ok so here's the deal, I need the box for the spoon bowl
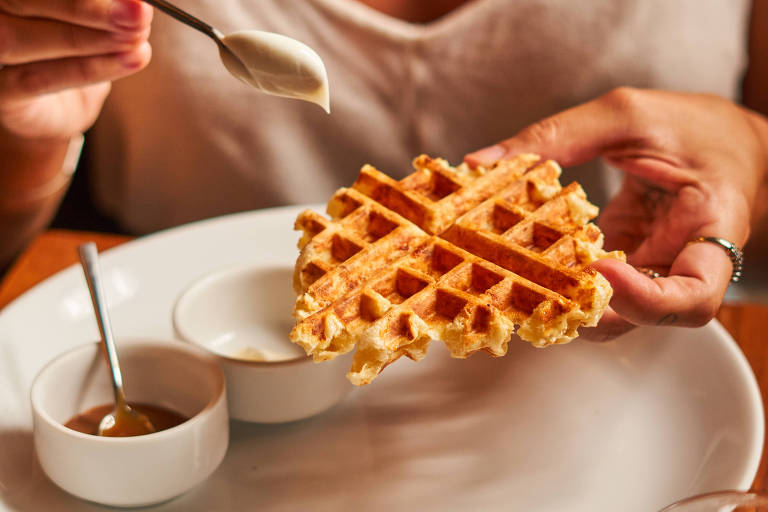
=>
[140,0,329,111]
[96,398,155,437]
[78,242,156,437]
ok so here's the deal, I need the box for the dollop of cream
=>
[219,30,330,113]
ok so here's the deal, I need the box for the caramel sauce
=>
[64,403,188,436]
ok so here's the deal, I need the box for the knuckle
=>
[517,116,561,148]
[598,86,661,139]
[600,86,646,113]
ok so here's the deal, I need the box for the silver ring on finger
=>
[686,236,743,283]
[636,267,662,279]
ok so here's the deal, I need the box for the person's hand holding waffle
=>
[467,88,768,342]
[290,87,767,385]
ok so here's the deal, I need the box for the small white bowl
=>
[172,264,351,423]
[30,339,228,508]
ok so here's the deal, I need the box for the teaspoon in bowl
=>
[78,242,156,437]
[139,0,330,112]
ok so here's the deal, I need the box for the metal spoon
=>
[140,0,227,52]
[78,243,155,437]
[139,0,330,112]
[139,0,252,89]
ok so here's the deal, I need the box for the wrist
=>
[0,133,84,206]
[0,133,84,269]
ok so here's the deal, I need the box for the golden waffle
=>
[290,154,624,385]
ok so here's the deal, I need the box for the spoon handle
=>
[140,0,224,43]
[78,243,126,406]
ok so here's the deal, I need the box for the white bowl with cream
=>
[172,263,351,423]
[30,338,228,508]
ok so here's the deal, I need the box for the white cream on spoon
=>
[218,30,330,113]
[140,0,330,112]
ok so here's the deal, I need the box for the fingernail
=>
[466,144,505,167]
[110,0,142,29]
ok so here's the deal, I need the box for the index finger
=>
[464,88,636,169]
[0,0,152,31]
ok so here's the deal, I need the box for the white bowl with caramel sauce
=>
[172,263,351,423]
[30,338,228,508]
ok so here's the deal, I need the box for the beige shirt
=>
[90,0,751,234]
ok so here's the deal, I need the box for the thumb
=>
[589,241,731,328]
[465,88,635,168]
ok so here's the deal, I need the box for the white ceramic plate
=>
[0,206,763,512]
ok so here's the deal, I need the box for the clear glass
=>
[659,491,768,511]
